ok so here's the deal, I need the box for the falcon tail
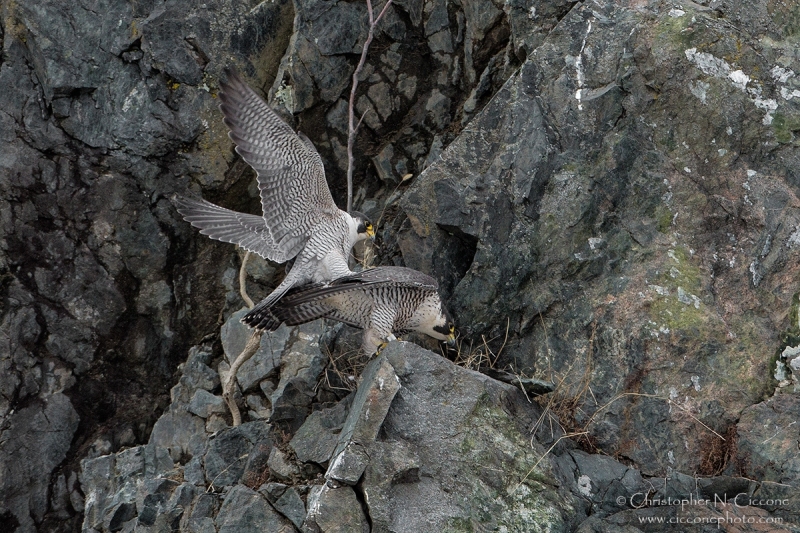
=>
[240,275,312,330]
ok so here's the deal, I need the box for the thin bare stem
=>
[224,331,263,427]
[587,392,725,440]
[224,249,259,426]
[511,431,589,495]
[239,251,254,308]
[346,0,394,213]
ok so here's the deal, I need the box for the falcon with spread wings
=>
[175,70,374,316]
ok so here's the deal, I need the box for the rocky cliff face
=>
[1,0,799,532]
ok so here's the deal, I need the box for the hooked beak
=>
[367,227,376,242]
[447,332,456,346]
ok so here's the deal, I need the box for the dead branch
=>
[224,249,263,426]
[346,0,394,213]
[223,331,262,427]
[239,251,254,308]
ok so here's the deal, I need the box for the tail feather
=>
[241,280,293,330]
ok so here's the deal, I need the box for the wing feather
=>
[271,291,370,329]
[173,196,290,262]
[278,267,438,306]
[219,69,340,259]
[241,267,440,331]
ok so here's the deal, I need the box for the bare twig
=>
[239,251,254,308]
[224,331,263,427]
[224,248,262,426]
[586,392,726,441]
[346,0,394,213]
[205,453,250,493]
[511,431,589,495]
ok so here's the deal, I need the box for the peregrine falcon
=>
[175,69,374,315]
[241,266,456,356]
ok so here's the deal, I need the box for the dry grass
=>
[317,341,371,394]
[223,249,261,427]
[533,321,600,453]
[450,318,510,371]
[698,424,737,476]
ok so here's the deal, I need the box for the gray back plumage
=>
[242,267,440,331]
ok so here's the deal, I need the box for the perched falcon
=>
[241,266,456,356]
[175,69,374,315]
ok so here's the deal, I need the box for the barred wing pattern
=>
[173,196,285,261]
[241,267,439,331]
[219,70,340,260]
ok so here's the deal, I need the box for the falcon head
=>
[428,305,457,346]
[351,211,376,242]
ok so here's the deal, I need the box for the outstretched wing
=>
[219,70,340,260]
[173,196,285,262]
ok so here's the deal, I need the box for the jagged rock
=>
[261,484,306,530]
[359,440,421,528]
[424,0,449,36]
[136,479,195,530]
[184,493,220,533]
[0,393,80,529]
[361,342,577,531]
[399,0,800,480]
[367,82,393,121]
[7,0,800,529]
[373,143,396,184]
[1,0,294,526]
[215,485,296,533]
[188,389,227,418]
[246,394,272,419]
[380,47,403,71]
[428,29,454,54]
[326,356,401,485]
[50,473,71,520]
[240,438,274,489]
[270,322,327,432]
[260,482,289,500]
[205,414,230,434]
[204,422,272,488]
[290,399,351,465]
[303,484,369,533]
[181,346,221,392]
[149,410,208,463]
[267,448,300,483]
[355,94,382,131]
[736,394,800,486]
[424,89,452,129]
[184,456,206,486]
[80,444,176,532]
[553,450,648,520]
